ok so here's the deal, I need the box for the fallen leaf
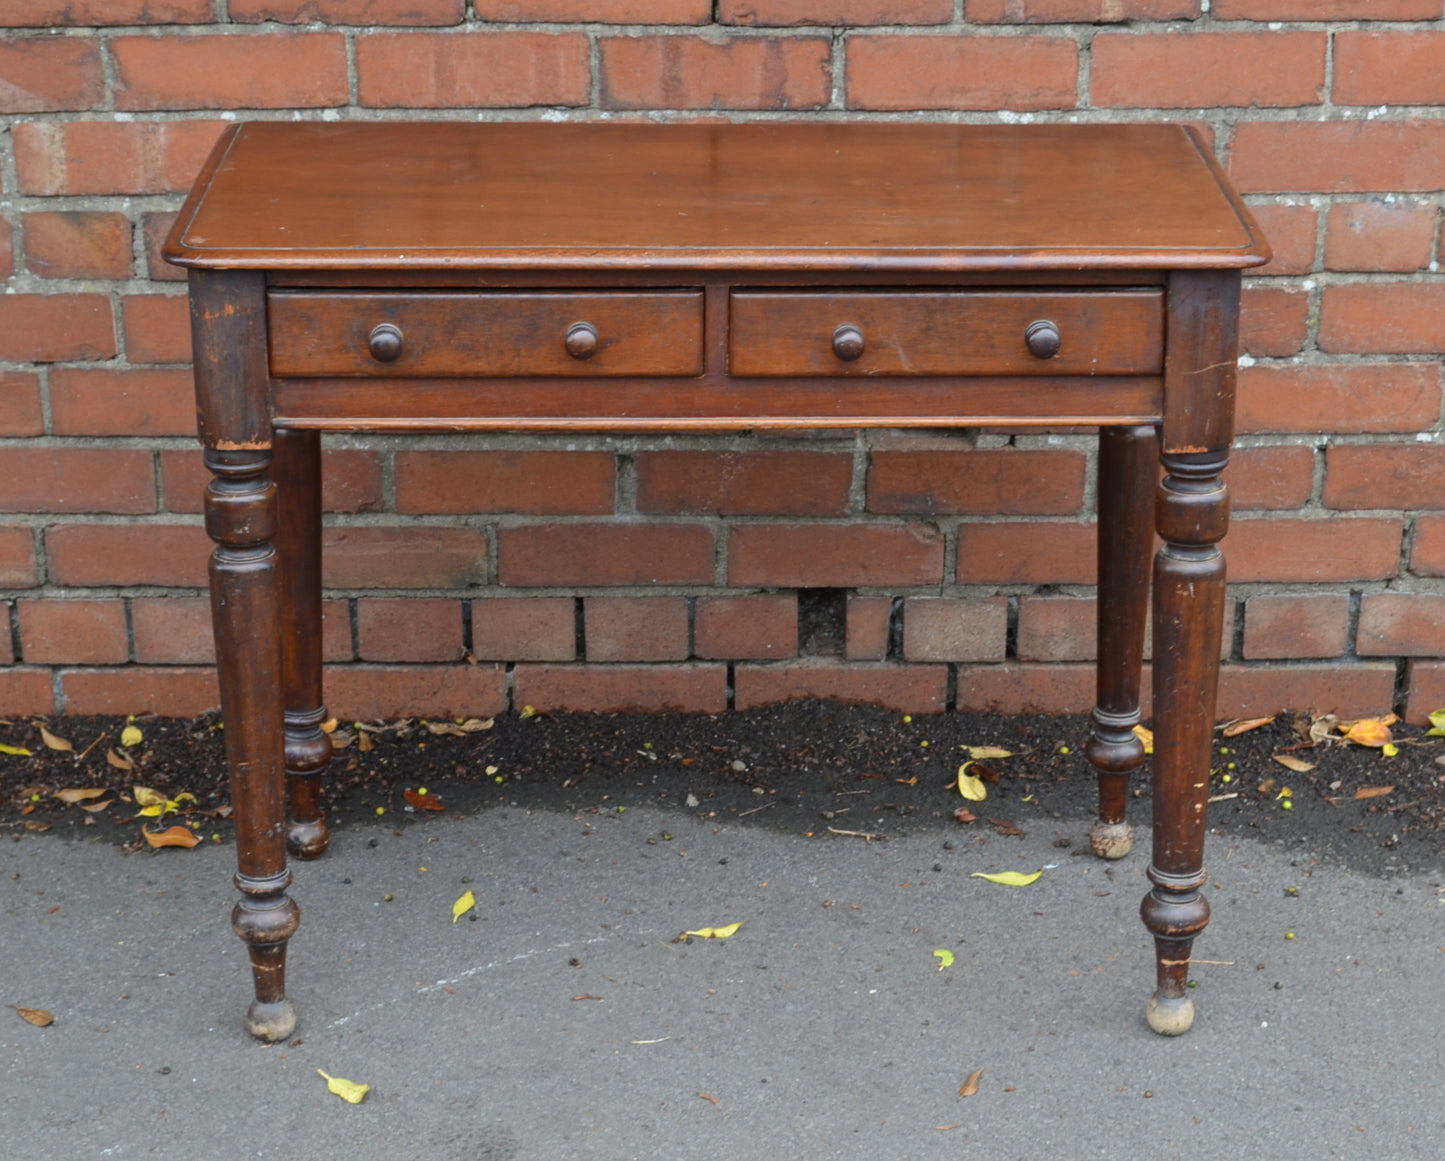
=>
[1354,785,1395,800]
[132,786,166,808]
[933,949,955,971]
[317,1070,369,1104]
[682,922,742,941]
[404,788,444,811]
[1222,716,1275,737]
[988,817,1026,838]
[519,705,538,719]
[120,725,143,748]
[12,1006,53,1027]
[54,788,107,804]
[1257,778,1277,795]
[956,764,987,802]
[959,1068,983,1098]
[0,742,32,757]
[452,890,476,923]
[971,870,1043,887]
[962,746,1011,760]
[1382,742,1399,758]
[1133,724,1153,754]
[953,807,978,824]
[1309,714,1340,745]
[423,720,466,736]
[459,718,495,732]
[39,727,73,752]
[106,748,134,772]
[1343,718,1394,748]
[1426,708,1445,737]
[357,733,374,753]
[80,800,113,814]
[328,730,355,750]
[22,820,50,832]
[320,718,339,734]
[1273,754,1316,774]
[142,825,202,849]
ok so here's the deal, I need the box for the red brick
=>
[48,524,211,588]
[957,522,1095,584]
[695,594,798,660]
[1324,445,1445,511]
[357,598,464,662]
[957,661,1096,714]
[123,294,192,364]
[0,449,154,515]
[130,594,349,663]
[637,451,851,517]
[0,36,103,112]
[324,663,507,719]
[0,373,44,438]
[478,0,708,17]
[1214,663,1395,721]
[14,120,225,196]
[1320,284,1445,355]
[0,218,10,280]
[395,451,614,515]
[1229,445,1314,510]
[515,663,727,713]
[734,661,946,712]
[3,1,216,25]
[1229,120,1445,196]
[0,669,54,716]
[51,368,195,437]
[729,523,942,587]
[159,449,383,514]
[500,524,714,586]
[1244,204,1317,277]
[1324,202,1437,274]
[1411,517,1445,577]
[1092,32,1324,109]
[0,607,11,667]
[845,594,891,661]
[969,0,1198,18]
[113,33,347,110]
[141,211,186,283]
[584,596,689,662]
[1227,517,1402,583]
[1402,660,1445,724]
[1015,596,1234,662]
[1215,0,1438,15]
[1238,363,1441,436]
[323,527,487,589]
[472,597,576,662]
[868,449,1085,516]
[1356,593,1445,658]
[1242,594,1349,661]
[63,667,221,717]
[358,32,589,108]
[846,35,1076,111]
[720,0,951,23]
[0,294,114,362]
[0,527,39,588]
[601,34,831,110]
[233,0,464,22]
[18,599,128,665]
[1335,31,1445,107]
[901,597,1007,662]
[1240,286,1307,358]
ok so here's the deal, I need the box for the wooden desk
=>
[166,121,1268,1042]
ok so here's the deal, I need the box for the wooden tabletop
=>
[165,121,1268,273]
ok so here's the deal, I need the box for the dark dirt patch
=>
[2,704,1441,878]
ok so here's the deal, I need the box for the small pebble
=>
[731,760,747,773]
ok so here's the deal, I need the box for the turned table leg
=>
[275,428,332,860]
[1086,424,1157,860]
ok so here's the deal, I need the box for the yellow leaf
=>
[320,718,338,734]
[970,870,1043,887]
[12,1006,53,1027]
[519,705,538,719]
[132,786,166,807]
[142,825,202,849]
[962,746,1011,760]
[1133,724,1153,754]
[1343,716,1396,747]
[1427,708,1445,737]
[958,1068,983,1098]
[39,727,72,752]
[956,764,987,802]
[1382,742,1399,758]
[1275,787,1292,800]
[54,788,107,804]
[120,725,143,748]
[933,949,955,971]
[452,890,476,923]
[106,748,134,771]
[317,1070,370,1104]
[0,742,32,756]
[1222,716,1275,737]
[1273,754,1315,773]
[138,804,165,817]
[174,793,197,805]
[683,922,742,940]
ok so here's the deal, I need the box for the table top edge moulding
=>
[166,119,1268,1047]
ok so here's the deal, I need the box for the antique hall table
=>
[165,121,1268,1042]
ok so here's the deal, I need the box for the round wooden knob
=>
[368,323,403,363]
[565,322,600,360]
[832,324,865,362]
[1025,319,1061,359]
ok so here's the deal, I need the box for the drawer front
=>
[268,290,704,378]
[729,289,1163,377]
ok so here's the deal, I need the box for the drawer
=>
[267,290,704,378]
[728,289,1163,377]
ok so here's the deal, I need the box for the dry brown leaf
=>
[404,788,444,811]
[358,732,374,753]
[1273,754,1316,774]
[1354,785,1395,800]
[142,825,202,849]
[329,730,355,751]
[106,748,134,772]
[953,808,978,824]
[1223,716,1275,737]
[423,721,466,737]
[959,1068,983,1098]
[39,726,73,752]
[54,788,108,804]
[196,804,233,819]
[22,819,50,832]
[12,1006,53,1027]
[1309,715,1340,746]
[80,800,113,814]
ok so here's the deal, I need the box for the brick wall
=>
[2,2,1443,722]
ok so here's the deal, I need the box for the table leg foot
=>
[1089,819,1133,860]
[1146,992,1194,1037]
